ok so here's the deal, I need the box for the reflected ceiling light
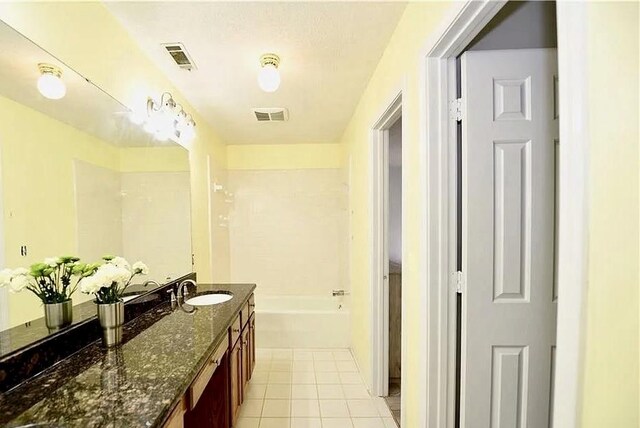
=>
[258,53,281,93]
[138,92,196,143]
[37,63,66,100]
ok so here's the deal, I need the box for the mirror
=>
[0,20,193,352]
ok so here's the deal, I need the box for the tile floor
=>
[236,348,398,428]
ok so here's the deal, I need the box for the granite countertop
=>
[0,283,256,428]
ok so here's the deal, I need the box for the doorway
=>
[369,93,401,413]
[386,117,402,424]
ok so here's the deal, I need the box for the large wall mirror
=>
[0,20,193,348]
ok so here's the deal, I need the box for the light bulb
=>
[37,70,66,100]
[258,63,281,93]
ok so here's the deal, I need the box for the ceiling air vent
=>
[252,108,289,122]
[162,43,196,71]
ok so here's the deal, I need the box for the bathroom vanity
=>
[0,283,256,428]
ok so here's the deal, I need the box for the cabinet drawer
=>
[230,315,242,347]
[188,337,228,409]
[163,396,187,428]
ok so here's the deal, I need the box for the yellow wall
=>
[227,144,342,170]
[581,2,639,426]
[0,2,229,284]
[338,3,457,425]
[119,146,189,173]
[0,94,192,327]
[0,94,122,326]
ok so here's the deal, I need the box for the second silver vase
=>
[97,301,124,347]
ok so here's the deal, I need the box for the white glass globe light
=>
[258,63,280,93]
[37,68,66,100]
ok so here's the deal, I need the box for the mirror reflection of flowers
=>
[79,256,149,304]
[0,256,92,304]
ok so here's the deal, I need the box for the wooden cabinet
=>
[229,333,243,427]
[241,326,250,392]
[184,348,229,428]
[248,314,256,377]
[164,397,187,428]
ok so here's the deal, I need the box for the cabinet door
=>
[241,327,250,393]
[229,340,243,427]
[249,314,256,376]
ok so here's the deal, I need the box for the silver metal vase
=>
[97,301,125,347]
[44,300,73,330]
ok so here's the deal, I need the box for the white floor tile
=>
[382,417,398,428]
[292,384,318,399]
[341,384,370,399]
[259,417,291,428]
[269,372,293,384]
[313,351,334,361]
[372,398,393,417]
[251,372,270,384]
[293,350,314,361]
[319,400,350,418]
[333,351,354,361]
[315,372,341,384]
[291,400,321,417]
[271,361,293,372]
[351,418,385,428]
[314,361,338,372]
[317,384,344,399]
[236,417,261,428]
[291,418,322,428]
[339,372,363,385]
[245,383,267,399]
[239,399,264,418]
[336,361,358,372]
[256,349,273,360]
[347,400,380,418]
[262,400,291,418]
[265,384,292,399]
[322,418,354,428]
[292,371,316,384]
[272,349,294,360]
[292,361,315,372]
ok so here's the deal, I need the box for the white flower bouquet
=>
[0,256,93,304]
[79,256,148,304]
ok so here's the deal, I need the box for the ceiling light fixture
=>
[132,92,196,143]
[37,63,66,100]
[258,53,281,93]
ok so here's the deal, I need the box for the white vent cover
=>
[162,43,197,71]
[252,108,289,122]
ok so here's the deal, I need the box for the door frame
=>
[370,92,402,398]
[420,1,590,427]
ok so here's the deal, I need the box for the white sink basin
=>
[186,293,233,306]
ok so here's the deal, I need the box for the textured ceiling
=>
[105,2,407,145]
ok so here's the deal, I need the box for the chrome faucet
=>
[177,279,196,300]
[142,280,160,289]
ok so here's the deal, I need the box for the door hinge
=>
[452,271,464,294]
[449,98,463,122]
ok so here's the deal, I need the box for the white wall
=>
[74,160,123,261]
[467,1,557,51]
[121,172,192,282]
[75,162,192,283]
[389,119,402,265]
[228,169,348,298]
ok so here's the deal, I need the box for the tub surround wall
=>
[0,282,255,427]
[228,168,348,298]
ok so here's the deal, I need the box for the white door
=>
[460,48,558,427]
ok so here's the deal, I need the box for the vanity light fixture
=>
[134,92,196,143]
[37,63,66,100]
[258,53,281,93]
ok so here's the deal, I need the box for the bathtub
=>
[255,295,351,349]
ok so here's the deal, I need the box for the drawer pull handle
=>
[249,303,255,308]
[232,328,240,333]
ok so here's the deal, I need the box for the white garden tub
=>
[255,295,351,349]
